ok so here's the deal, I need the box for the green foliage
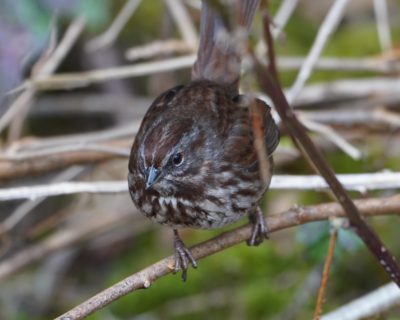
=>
[76,0,112,30]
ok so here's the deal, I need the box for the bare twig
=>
[257,64,400,286]
[7,122,141,153]
[321,282,400,320]
[299,107,400,127]
[276,56,400,73]
[0,17,85,134]
[0,139,131,181]
[299,116,362,160]
[27,59,400,94]
[1,142,130,161]
[164,0,198,48]
[271,0,299,38]
[6,20,57,143]
[125,39,195,61]
[255,0,300,57]
[30,55,196,90]
[0,209,141,281]
[86,0,142,52]
[257,8,400,286]
[286,0,350,104]
[55,194,400,319]
[313,227,338,320]
[292,77,400,106]
[1,172,400,201]
[0,166,85,237]
[373,0,392,52]
[373,108,400,127]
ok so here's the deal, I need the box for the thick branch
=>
[56,194,400,319]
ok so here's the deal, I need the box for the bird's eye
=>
[172,152,184,166]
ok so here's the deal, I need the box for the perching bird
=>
[128,0,279,281]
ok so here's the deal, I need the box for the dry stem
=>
[313,228,338,319]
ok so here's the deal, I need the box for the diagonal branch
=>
[256,7,400,286]
[55,194,400,319]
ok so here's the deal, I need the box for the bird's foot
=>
[247,207,269,246]
[173,230,197,281]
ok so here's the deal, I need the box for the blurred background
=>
[0,0,400,319]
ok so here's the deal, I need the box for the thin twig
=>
[0,166,85,237]
[1,142,130,161]
[373,0,392,52]
[255,0,300,57]
[321,282,400,320]
[0,17,86,134]
[55,194,400,319]
[257,8,400,286]
[313,227,338,320]
[0,139,130,181]
[276,56,400,73]
[0,137,132,181]
[261,6,279,84]
[86,0,142,52]
[260,3,363,170]
[7,122,140,153]
[299,107,400,127]
[30,55,196,91]
[125,39,195,61]
[2,172,400,201]
[28,59,400,93]
[292,77,400,106]
[0,209,141,281]
[299,116,362,160]
[164,0,198,48]
[286,0,350,104]
[6,20,58,143]
[271,0,299,38]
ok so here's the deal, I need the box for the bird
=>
[128,0,279,281]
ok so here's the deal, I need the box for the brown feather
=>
[191,0,260,91]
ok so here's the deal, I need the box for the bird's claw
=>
[247,207,269,246]
[173,230,197,281]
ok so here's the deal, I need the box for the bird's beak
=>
[146,166,160,189]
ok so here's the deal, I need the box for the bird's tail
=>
[191,0,260,92]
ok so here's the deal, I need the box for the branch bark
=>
[0,139,130,181]
[55,194,400,319]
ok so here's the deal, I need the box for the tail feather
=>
[191,0,260,91]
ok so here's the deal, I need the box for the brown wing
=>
[223,98,279,169]
[260,101,280,156]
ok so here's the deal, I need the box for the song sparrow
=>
[128,0,279,281]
